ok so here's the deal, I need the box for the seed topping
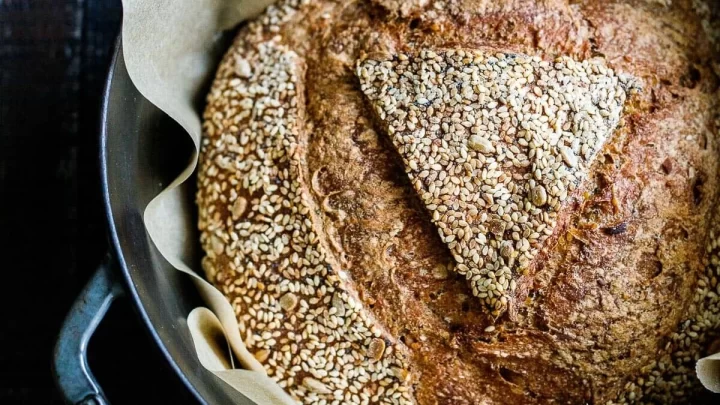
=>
[357,49,638,315]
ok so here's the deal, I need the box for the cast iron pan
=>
[51,40,253,405]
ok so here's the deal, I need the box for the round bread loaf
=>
[197,0,720,403]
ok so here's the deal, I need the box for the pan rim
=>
[99,38,208,405]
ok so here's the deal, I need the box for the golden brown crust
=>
[198,0,720,403]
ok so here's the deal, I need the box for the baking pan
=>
[52,41,251,405]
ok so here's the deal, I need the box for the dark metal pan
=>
[52,40,251,405]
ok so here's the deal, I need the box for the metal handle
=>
[53,255,124,405]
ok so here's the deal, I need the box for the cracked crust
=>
[197,0,720,403]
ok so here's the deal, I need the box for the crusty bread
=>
[197,0,720,403]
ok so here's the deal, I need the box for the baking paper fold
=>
[187,308,293,403]
[121,0,294,403]
[698,352,720,393]
[120,0,720,401]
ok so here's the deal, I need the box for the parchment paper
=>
[698,353,720,393]
[120,0,293,403]
[119,0,720,401]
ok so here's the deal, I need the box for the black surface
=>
[0,1,195,403]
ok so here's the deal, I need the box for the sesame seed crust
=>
[198,2,413,404]
[197,0,720,404]
[357,49,638,316]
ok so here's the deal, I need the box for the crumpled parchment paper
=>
[121,0,293,403]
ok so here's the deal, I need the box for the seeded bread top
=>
[357,49,640,317]
[197,0,720,403]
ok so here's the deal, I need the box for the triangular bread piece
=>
[357,49,637,316]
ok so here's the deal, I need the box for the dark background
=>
[0,1,194,403]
